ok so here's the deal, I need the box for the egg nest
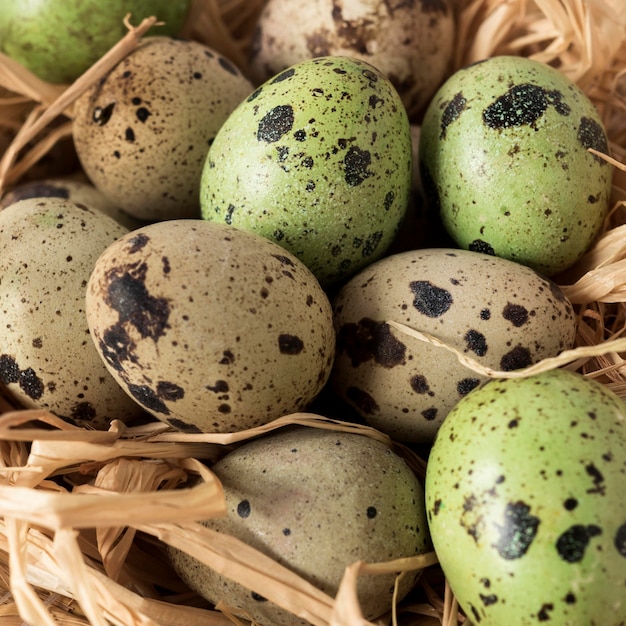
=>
[1,1,626,625]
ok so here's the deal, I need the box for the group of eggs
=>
[0,1,625,625]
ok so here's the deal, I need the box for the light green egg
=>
[425,369,626,625]
[200,55,412,288]
[419,55,613,276]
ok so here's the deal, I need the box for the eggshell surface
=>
[419,55,612,276]
[85,220,335,433]
[72,37,254,221]
[200,55,412,287]
[425,369,626,625]
[249,0,455,118]
[169,426,432,625]
[330,248,577,442]
[0,197,145,428]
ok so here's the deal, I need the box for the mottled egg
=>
[72,37,254,221]
[0,177,143,230]
[419,55,613,276]
[85,220,335,433]
[330,248,577,442]
[425,369,626,625]
[169,425,432,625]
[248,0,456,119]
[0,197,146,428]
[200,55,412,287]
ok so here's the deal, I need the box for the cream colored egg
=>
[249,0,456,119]
[0,197,146,428]
[0,177,143,230]
[330,248,578,443]
[169,426,432,625]
[85,220,335,433]
[72,37,254,221]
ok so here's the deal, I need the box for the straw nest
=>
[1,1,626,625]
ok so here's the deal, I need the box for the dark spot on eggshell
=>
[465,330,488,357]
[125,127,135,142]
[577,116,609,163]
[480,593,498,606]
[337,318,406,368]
[537,603,554,621]
[362,231,383,257]
[98,323,134,371]
[237,499,251,518]
[440,92,467,139]
[482,84,570,130]
[493,500,540,559]
[500,346,532,371]
[366,506,377,519]
[136,107,151,123]
[104,263,170,342]
[585,462,605,495]
[410,374,432,395]
[556,524,602,563]
[271,254,296,267]
[220,350,235,365]
[19,368,44,400]
[384,191,395,210]
[92,102,115,126]
[344,146,373,186]
[278,334,304,354]
[225,204,235,225]
[71,401,96,423]
[251,591,267,602]
[271,68,295,83]
[457,378,480,395]
[410,281,453,317]
[346,386,379,414]
[502,303,529,327]
[127,384,170,414]
[422,407,438,421]
[218,56,239,76]
[469,240,495,255]
[257,105,294,143]
[480,308,491,320]
[0,354,20,384]
[167,417,202,433]
[614,522,626,557]
[247,87,262,102]
[157,381,185,401]
[126,233,150,253]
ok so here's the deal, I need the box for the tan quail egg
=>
[0,177,144,230]
[419,55,613,276]
[426,369,626,625]
[200,55,412,288]
[168,425,432,625]
[248,0,456,120]
[85,220,335,433]
[330,248,577,443]
[72,37,254,221]
[0,197,146,428]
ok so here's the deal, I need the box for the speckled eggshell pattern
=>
[0,178,143,230]
[419,55,612,276]
[425,369,626,625]
[168,426,432,625]
[85,220,335,433]
[248,0,455,118]
[330,248,577,443]
[72,37,254,221]
[200,55,412,288]
[0,197,145,428]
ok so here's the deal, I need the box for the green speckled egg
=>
[200,55,412,287]
[419,55,612,276]
[425,369,626,625]
[169,425,432,625]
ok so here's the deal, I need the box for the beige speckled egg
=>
[330,248,578,443]
[249,0,456,119]
[0,177,143,230]
[72,37,254,221]
[168,425,432,625]
[0,197,146,428]
[85,220,335,433]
